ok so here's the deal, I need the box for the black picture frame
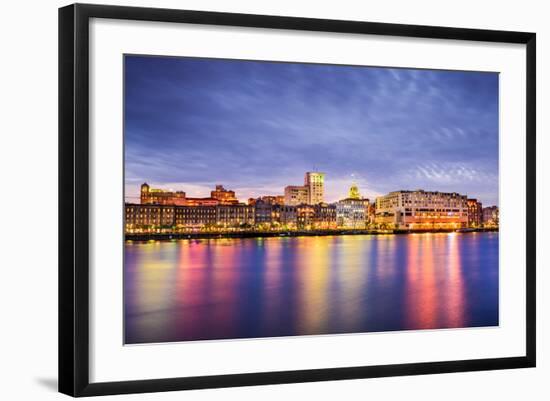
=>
[59,3,536,397]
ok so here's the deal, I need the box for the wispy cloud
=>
[124,56,499,205]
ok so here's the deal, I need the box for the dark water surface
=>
[124,232,499,344]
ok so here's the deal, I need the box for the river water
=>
[124,232,498,344]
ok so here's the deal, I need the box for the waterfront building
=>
[467,198,483,227]
[175,206,217,229]
[482,205,499,227]
[272,204,298,228]
[211,185,239,205]
[296,204,315,229]
[284,185,309,206]
[215,204,255,228]
[305,172,325,205]
[125,203,253,232]
[375,190,468,229]
[335,184,369,228]
[125,204,176,232]
[336,198,369,228]
[367,202,376,224]
[311,203,337,229]
[254,199,274,225]
[296,204,336,229]
[131,183,483,233]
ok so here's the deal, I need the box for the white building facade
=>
[375,190,468,229]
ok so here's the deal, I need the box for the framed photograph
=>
[59,3,536,397]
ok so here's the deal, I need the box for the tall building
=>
[284,171,325,205]
[375,190,468,229]
[467,198,483,227]
[284,185,309,206]
[305,172,325,205]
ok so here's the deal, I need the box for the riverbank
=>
[125,227,498,241]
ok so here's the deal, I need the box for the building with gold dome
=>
[335,184,370,228]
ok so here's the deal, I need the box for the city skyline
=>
[125,56,499,205]
[129,176,496,207]
[127,177,497,235]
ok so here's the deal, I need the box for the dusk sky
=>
[124,55,499,205]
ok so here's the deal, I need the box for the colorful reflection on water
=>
[124,233,498,344]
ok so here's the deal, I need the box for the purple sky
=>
[124,55,499,206]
